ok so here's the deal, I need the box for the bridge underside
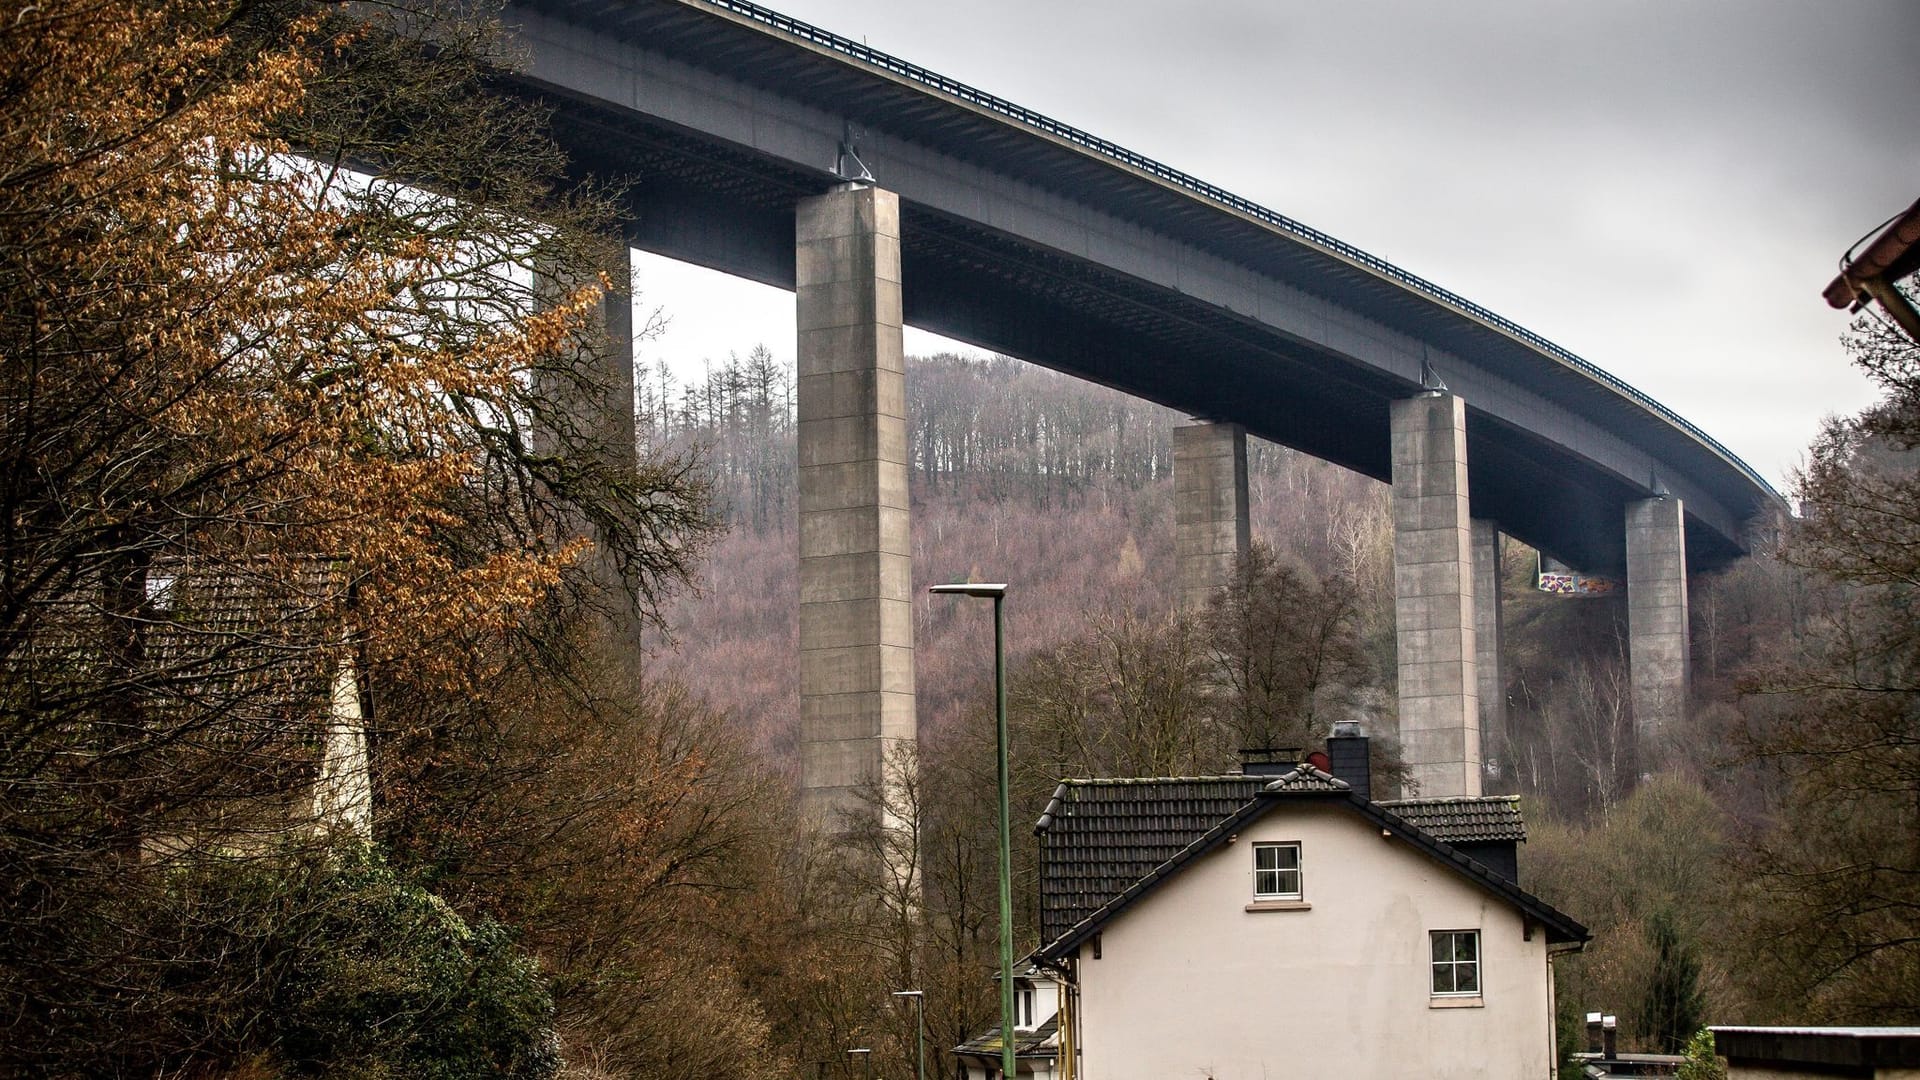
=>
[533,88,1748,576]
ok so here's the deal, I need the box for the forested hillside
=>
[647,350,1395,762]
[648,340,1920,1072]
[648,349,1662,811]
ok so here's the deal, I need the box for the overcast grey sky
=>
[633,0,1920,490]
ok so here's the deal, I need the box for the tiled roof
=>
[1036,771,1589,954]
[8,556,351,723]
[1377,795,1527,843]
[1035,776,1264,948]
[954,1015,1059,1059]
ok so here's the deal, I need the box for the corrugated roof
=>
[1377,795,1527,843]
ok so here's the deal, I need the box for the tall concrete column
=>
[533,246,637,467]
[535,245,641,654]
[1390,393,1480,798]
[1625,496,1690,760]
[1174,420,1250,610]
[796,185,913,828]
[1471,519,1506,787]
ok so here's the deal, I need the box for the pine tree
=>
[1640,909,1706,1054]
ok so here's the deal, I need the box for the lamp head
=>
[928,582,1008,599]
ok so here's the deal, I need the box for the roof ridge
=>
[1059,775,1263,786]
[1262,764,1347,791]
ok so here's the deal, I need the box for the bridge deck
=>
[501,0,1782,573]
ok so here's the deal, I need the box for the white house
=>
[953,966,1065,1080]
[1023,724,1588,1080]
[28,556,374,851]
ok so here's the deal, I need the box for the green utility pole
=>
[926,582,1015,1080]
[993,587,1014,1080]
[891,989,925,1080]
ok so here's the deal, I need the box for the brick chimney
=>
[1327,719,1371,801]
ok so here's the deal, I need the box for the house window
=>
[145,571,176,611]
[1253,842,1302,900]
[1431,930,1481,996]
[1015,986,1036,1029]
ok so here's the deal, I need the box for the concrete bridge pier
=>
[1390,392,1481,798]
[795,184,915,829]
[1174,420,1250,610]
[1471,519,1506,788]
[534,245,643,657]
[1625,496,1690,765]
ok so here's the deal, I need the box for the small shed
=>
[1711,1027,1920,1080]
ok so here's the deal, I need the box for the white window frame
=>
[1014,986,1036,1030]
[1252,841,1302,901]
[145,571,177,611]
[1430,929,1482,998]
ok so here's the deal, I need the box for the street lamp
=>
[926,582,1014,1080]
[892,989,926,1080]
[847,1047,872,1080]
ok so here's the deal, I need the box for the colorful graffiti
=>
[1536,571,1617,596]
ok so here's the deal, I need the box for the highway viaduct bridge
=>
[493,0,1784,809]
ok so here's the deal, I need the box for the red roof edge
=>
[1826,196,1920,309]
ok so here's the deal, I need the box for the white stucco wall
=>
[312,658,371,839]
[1072,802,1556,1080]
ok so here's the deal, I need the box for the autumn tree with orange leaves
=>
[0,0,727,1073]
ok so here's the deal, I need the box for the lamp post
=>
[927,582,1013,1080]
[892,989,926,1080]
[847,1047,872,1080]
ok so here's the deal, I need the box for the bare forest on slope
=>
[648,331,1920,1074]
